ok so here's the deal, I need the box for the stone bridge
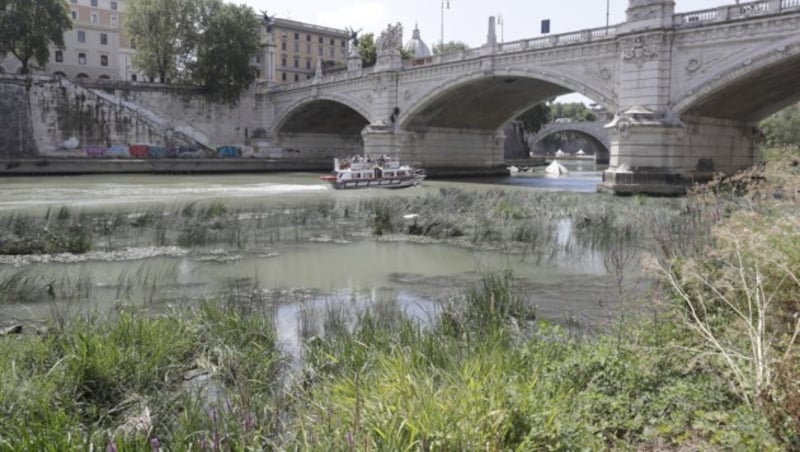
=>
[258,0,800,194]
[530,121,611,162]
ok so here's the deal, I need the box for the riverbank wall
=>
[0,75,257,157]
[0,158,331,176]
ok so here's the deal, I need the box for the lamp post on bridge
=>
[606,0,610,27]
[498,13,504,42]
[440,0,450,50]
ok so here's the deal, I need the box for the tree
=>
[126,0,261,103]
[188,0,261,104]
[432,40,469,56]
[517,103,552,134]
[760,103,800,147]
[0,0,72,74]
[550,102,597,122]
[358,33,376,67]
[125,0,195,82]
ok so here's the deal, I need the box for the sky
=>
[241,0,738,49]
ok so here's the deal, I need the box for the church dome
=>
[404,25,431,58]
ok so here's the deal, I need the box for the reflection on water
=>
[0,241,611,321]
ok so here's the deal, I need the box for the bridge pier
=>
[600,113,757,195]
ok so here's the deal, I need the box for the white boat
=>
[321,156,425,189]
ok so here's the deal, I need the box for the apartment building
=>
[0,0,139,80]
[260,18,350,84]
[62,0,139,80]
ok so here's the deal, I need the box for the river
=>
[0,162,641,346]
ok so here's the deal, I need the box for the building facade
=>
[0,0,139,80]
[259,18,350,84]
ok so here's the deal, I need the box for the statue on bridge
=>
[260,10,276,33]
[376,22,403,55]
[346,27,362,47]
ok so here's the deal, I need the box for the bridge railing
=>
[498,25,616,54]
[675,0,798,27]
[402,25,616,69]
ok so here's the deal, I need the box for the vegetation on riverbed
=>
[0,148,798,449]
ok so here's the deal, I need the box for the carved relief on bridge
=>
[622,34,665,68]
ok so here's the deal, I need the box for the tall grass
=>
[286,273,770,451]
[0,296,286,450]
[657,152,800,448]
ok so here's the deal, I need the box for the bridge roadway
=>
[258,0,800,194]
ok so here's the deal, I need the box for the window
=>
[318,47,323,56]
[110,1,117,10]
[281,42,286,50]
[77,30,86,43]
[293,32,299,40]
[78,53,86,65]
[90,12,98,23]
[318,37,323,44]
[293,42,299,52]
[294,74,299,81]
[330,38,335,45]
[306,34,311,42]
[306,59,311,70]
[281,72,286,81]
[55,51,63,62]
[131,74,137,81]
[71,10,77,19]
[305,43,310,53]
[100,33,107,45]
[329,48,334,58]
[111,15,118,26]
[91,0,97,6]
[293,58,298,68]
[281,56,286,67]
[100,55,108,66]
[341,40,346,47]
[255,54,262,63]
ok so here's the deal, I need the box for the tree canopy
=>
[125,0,196,83]
[549,102,597,123]
[432,41,469,56]
[0,0,72,74]
[187,0,261,104]
[358,33,377,68]
[126,0,261,104]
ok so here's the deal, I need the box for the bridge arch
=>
[272,94,371,159]
[399,69,617,131]
[272,94,372,136]
[673,33,800,123]
[530,122,610,163]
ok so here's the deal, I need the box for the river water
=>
[0,162,636,347]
